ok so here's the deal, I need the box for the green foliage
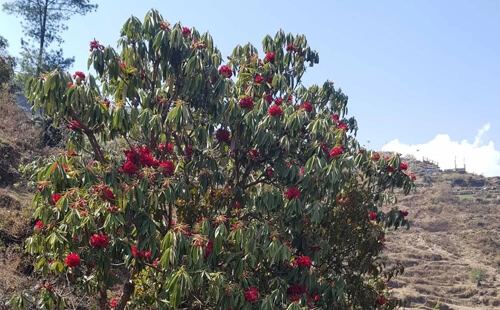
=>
[0,35,16,88]
[469,268,485,282]
[21,9,416,310]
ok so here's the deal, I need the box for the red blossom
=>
[368,211,377,221]
[265,94,274,104]
[386,166,394,173]
[65,253,81,268]
[337,122,348,131]
[159,160,175,175]
[264,52,275,63]
[239,96,254,109]
[408,173,416,180]
[399,162,408,170]
[215,129,231,142]
[90,234,109,248]
[248,149,259,158]
[254,75,263,83]
[186,145,193,159]
[275,97,283,105]
[287,284,307,296]
[294,255,312,268]
[285,187,301,200]
[109,299,117,308]
[329,147,343,158]
[89,39,104,52]
[67,82,73,87]
[73,71,85,80]
[205,239,214,259]
[67,120,82,130]
[138,146,158,167]
[286,43,297,52]
[376,295,387,306]
[119,61,126,68]
[51,193,62,205]
[122,161,137,175]
[372,152,381,161]
[300,102,313,112]
[268,105,282,117]
[243,287,259,303]
[218,65,232,78]
[182,27,191,37]
[332,114,339,121]
[35,220,44,229]
[42,284,52,291]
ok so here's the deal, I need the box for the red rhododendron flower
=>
[218,65,232,78]
[400,210,409,217]
[286,43,297,52]
[67,120,82,130]
[265,94,274,104]
[244,287,259,303]
[337,122,348,131]
[300,102,313,112]
[399,162,408,170]
[290,295,301,302]
[268,105,282,117]
[294,255,312,268]
[372,152,381,161]
[248,149,259,158]
[386,166,394,173]
[205,239,214,259]
[138,146,158,167]
[65,253,81,267]
[122,161,137,175]
[67,82,73,87]
[90,234,109,248]
[254,75,263,83]
[89,39,104,52]
[409,173,416,180]
[275,97,283,105]
[73,71,85,80]
[368,211,377,221]
[329,147,343,158]
[124,147,138,163]
[215,129,230,142]
[186,145,193,159]
[35,220,44,229]
[159,160,175,175]
[376,295,387,306]
[332,114,339,121]
[109,299,117,308]
[51,193,62,205]
[264,52,275,63]
[182,27,191,37]
[266,76,273,83]
[285,187,301,200]
[287,284,307,296]
[239,96,254,109]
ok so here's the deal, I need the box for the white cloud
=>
[381,123,500,177]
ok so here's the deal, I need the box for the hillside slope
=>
[385,159,500,309]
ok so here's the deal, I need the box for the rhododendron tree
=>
[17,9,415,310]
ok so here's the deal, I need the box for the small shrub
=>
[469,268,485,282]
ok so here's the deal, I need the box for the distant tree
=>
[0,35,16,89]
[2,0,98,82]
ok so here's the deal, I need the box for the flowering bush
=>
[18,9,415,310]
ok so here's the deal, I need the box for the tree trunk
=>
[36,0,49,77]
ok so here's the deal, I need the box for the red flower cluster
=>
[182,27,191,37]
[35,220,44,229]
[294,255,312,268]
[205,239,214,259]
[215,129,230,142]
[90,233,109,248]
[300,102,313,113]
[329,147,343,158]
[248,149,259,158]
[254,75,263,83]
[122,146,167,176]
[51,193,62,205]
[337,121,348,131]
[268,105,282,117]
[218,65,232,78]
[131,245,151,260]
[264,52,275,63]
[399,162,408,170]
[239,96,254,109]
[243,287,259,303]
[275,97,283,105]
[122,161,137,175]
[119,61,126,68]
[109,299,117,308]
[65,253,81,267]
[372,152,381,161]
[386,166,394,173]
[158,142,174,154]
[185,145,193,159]
[376,295,387,306]
[368,211,377,221]
[286,43,298,52]
[67,120,82,130]
[73,71,85,80]
[265,94,274,104]
[159,160,175,175]
[67,82,73,87]
[285,187,301,200]
[89,39,104,52]
[287,284,307,296]
[93,185,115,202]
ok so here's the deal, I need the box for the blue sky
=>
[1,0,500,175]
